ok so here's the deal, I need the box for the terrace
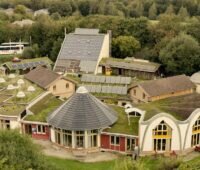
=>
[103,105,140,136]
[24,94,63,122]
[137,93,200,121]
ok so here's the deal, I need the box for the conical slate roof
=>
[47,87,118,130]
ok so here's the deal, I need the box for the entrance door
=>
[25,124,32,135]
[55,131,61,144]
[154,139,170,152]
[126,138,135,151]
[76,136,84,148]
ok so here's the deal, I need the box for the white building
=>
[139,109,200,155]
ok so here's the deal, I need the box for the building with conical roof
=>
[47,86,118,150]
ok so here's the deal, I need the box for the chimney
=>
[107,30,112,57]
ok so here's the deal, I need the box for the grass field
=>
[46,154,200,170]
[46,156,115,170]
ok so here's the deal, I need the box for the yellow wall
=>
[130,86,149,103]
[150,89,193,102]
[48,79,75,98]
[130,86,193,103]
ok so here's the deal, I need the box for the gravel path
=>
[33,139,119,162]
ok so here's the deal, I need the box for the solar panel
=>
[86,75,91,82]
[107,86,112,93]
[115,77,121,84]
[91,85,96,93]
[101,86,107,93]
[17,64,24,69]
[120,77,125,84]
[125,77,131,84]
[116,86,122,94]
[110,77,116,84]
[12,64,18,69]
[121,87,127,95]
[91,75,96,83]
[32,62,38,67]
[106,77,111,84]
[39,61,45,65]
[81,75,87,82]
[24,63,29,68]
[99,76,105,83]
[95,76,100,83]
[96,85,101,93]
[80,74,131,85]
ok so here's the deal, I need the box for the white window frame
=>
[110,135,120,146]
[36,125,46,134]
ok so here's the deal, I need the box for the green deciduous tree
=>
[159,33,200,75]
[0,130,59,170]
[149,3,157,20]
[112,36,141,58]
[178,6,190,18]
[165,4,175,15]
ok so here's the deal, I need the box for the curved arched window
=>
[191,116,200,147]
[152,121,172,152]
[129,111,141,117]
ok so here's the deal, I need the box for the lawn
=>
[25,94,63,122]
[137,93,200,121]
[104,105,139,135]
[46,156,115,170]
[44,154,200,170]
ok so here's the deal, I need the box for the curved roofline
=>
[140,108,200,125]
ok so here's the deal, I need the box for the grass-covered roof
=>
[137,93,200,121]
[103,105,139,136]
[0,104,25,116]
[25,94,63,122]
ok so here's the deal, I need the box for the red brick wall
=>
[31,124,50,140]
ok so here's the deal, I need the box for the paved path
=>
[33,139,119,162]
[182,151,200,162]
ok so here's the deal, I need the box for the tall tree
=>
[149,3,157,20]
[178,6,190,18]
[112,35,141,58]
[159,33,200,75]
[165,4,175,15]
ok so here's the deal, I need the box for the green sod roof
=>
[25,94,63,122]
[103,105,139,136]
[137,93,200,121]
[0,104,25,116]
[3,57,53,71]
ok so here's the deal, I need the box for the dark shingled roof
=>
[54,28,106,73]
[47,87,118,130]
[24,67,61,89]
[134,75,195,97]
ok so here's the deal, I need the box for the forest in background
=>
[0,0,200,75]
